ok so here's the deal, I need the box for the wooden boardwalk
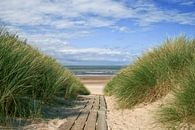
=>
[59,95,107,130]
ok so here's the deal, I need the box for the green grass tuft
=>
[0,27,89,125]
[158,61,195,128]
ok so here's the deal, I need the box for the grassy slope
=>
[104,36,195,127]
[0,28,89,125]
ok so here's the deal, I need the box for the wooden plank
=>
[58,115,78,130]
[96,96,108,130]
[71,97,94,130]
[93,95,100,110]
[84,111,97,130]
[59,95,107,130]
[58,96,91,130]
[100,95,106,109]
[84,95,100,130]
[58,103,87,130]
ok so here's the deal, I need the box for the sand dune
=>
[105,96,167,130]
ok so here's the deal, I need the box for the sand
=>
[24,119,67,130]
[105,95,195,130]
[105,96,167,130]
[24,95,91,130]
[79,75,112,95]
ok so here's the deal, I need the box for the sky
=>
[0,0,195,65]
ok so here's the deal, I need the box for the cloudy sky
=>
[0,0,195,65]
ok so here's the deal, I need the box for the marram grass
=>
[0,28,89,125]
[104,36,195,127]
[157,61,195,128]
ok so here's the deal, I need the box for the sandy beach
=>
[79,75,112,95]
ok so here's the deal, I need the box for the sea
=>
[66,65,125,76]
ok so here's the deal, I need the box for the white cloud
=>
[111,26,130,32]
[166,0,195,6]
[180,1,195,6]
[71,0,132,18]
[0,0,194,65]
[59,47,129,55]
[131,1,195,26]
[38,42,131,65]
[1,0,194,28]
[0,0,129,27]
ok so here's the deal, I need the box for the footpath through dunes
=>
[23,75,110,130]
[24,95,107,130]
[79,75,167,130]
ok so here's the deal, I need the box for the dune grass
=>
[157,61,195,128]
[0,28,89,125]
[104,36,195,127]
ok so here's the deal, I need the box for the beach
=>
[78,75,113,95]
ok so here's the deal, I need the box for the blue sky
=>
[0,0,195,65]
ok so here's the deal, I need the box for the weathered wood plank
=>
[58,95,91,130]
[59,95,107,130]
[58,104,87,130]
[71,97,94,130]
[84,111,97,130]
[100,95,106,109]
[93,95,100,110]
[96,96,107,130]
[58,115,78,130]
[84,95,100,130]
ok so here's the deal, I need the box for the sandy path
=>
[84,83,106,95]
[79,75,112,95]
[13,76,111,130]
